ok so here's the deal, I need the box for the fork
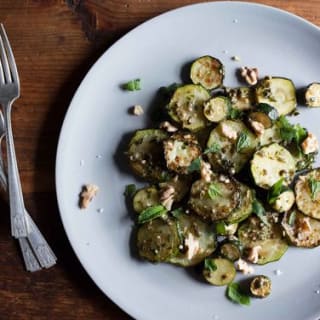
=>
[0,24,28,238]
[0,111,57,271]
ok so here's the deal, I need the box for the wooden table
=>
[0,0,319,319]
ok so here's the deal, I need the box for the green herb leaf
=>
[124,184,136,197]
[308,178,320,200]
[236,132,250,152]
[256,103,279,120]
[229,108,243,120]
[203,143,221,154]
[267,178,285,204]
[123,79,141,91]
[208,183,222,199]
[227,282,251,306]
[277,116,307,146]
[252,198,269,226]
[204,258,217,272]
[288,210,296,226]
[171,207,184,218]
[138,205,167,224]
[188,158,201,173]
[214,221,227,234]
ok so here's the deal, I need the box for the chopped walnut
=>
[296,217,312,240]
[221,122,238,141]
[159,184,175,210]
[131,105,144,116]
[159,121,178,133]
[301,132,319,154]
[248,118,265,136]
[200,160,213,182]
[184,233,200,260]
[235,258,254,274]
[79,184,99,209]
[246,245,262,264]
[240,66,259,86]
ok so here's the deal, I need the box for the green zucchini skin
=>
[238,216,288,265]
[188,174,241,222]
[127,129,169,181]
[203,96,231,123]
[255,77,297,116]
[220,242,241,261]
[190,56,224,90]
[203,258,236,286]
[167,84,210,131]
[250,275,272,298]
[133,186,160,213]
[282,209,320,248]
[305,82,320,107]
[168,212,216,267]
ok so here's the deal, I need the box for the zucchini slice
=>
[250,143,296,189]
[295,168,320,219]
[188,174,241,222]
[158,175,191,203]
[248,112,272,129]
[250,275,271,298]
[167,84,210,131]
[255,77,297,116]
[206,120,258,173]
[203,258,236,286]
[220,242,241,261]
[133,186,160,213]
[226,87,254,111]
[163,132,201,174]
[238,216,288,265]
[127,129,169,181]
[282,209,320,247]
[168,212,216,267]
[203,96,231,123]
[190,56,224,90]
[305,82,320,107]
[225,183,253,224]
[258,124,282,147]
[137,217,179,262]
[271,189,295,213]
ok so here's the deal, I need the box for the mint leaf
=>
[252,198,269,226]
[138,205,167,224]
[208,183,222,199]
[277,116,307,146]
[214,221,227,234]
[188,158,201,173]
[203,143,221,154]
[227,282,251,306]
[267,178,286,204]
[171,207,184,218]
[288,210,296,226]
[204,258,217,272]
[308,178,320,200]
[124,184,136,197]
[236,132,250,152]
[123,79,141,91]
[229,108,243,120]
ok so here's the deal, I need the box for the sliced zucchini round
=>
[137,217,179,262]
[238,216,288,265]
[206,120,258,173]
[133,186,160,213]
[258,124,282,147]
[167,84,210,131]
[225,183,253,224]
[250,143,296,189]
[282,209,320,247]
[250,275,271,298]
[188,174,241,222]
[255,77,297,116]
[271,189,295,213]
[168,212,216,267]
[190,56,224,90]
[226,87,254,111]
[158,175,191,203]
[203,258,236,286]
[295,168,320,219]
[248,112,272,129]
[305,82,320,107]
[163,132,201,174]
[220,242,241,261]
[127,129,169,181]
[203,96,231,123]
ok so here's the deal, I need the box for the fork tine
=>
[0,25,12,83]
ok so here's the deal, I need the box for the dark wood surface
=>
[0,1,319,319]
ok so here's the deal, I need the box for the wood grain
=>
[0,0,319,319]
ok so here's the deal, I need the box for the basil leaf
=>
[267,178,285,204]
[208,183,222,199]
[203,143,221,154]
[229,108,243,120]
[252,198,269,226]
[138,205,167,224]
[308,178,320,200]
[227,282,251,306]
[214,221,226,234]
[188,158,201,173]
[236,132,250,152]
[124,184,136,197]
[123,78,141,91]
[204,258,217,272]
[288,210,296,226]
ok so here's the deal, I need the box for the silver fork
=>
[0,24,28,237]
[0,111,57,271]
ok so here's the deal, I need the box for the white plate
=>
[56,2,320,320]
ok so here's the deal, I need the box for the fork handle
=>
[3,101,28,238]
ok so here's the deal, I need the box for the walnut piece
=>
[240,66,259,86]
[221,122,238,140]
[301,132,319,154]
[235,258,254,274]
[184,233,200,260]
[79,184,99,209]
[159,121,178,133]
[248,118,265,136]
[200,160,213,182]
[159,184,175,210]
[131,105,144,116]
[246,245,262,264]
